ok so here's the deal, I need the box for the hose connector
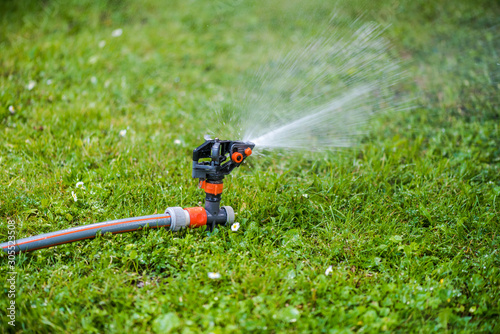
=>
[165,207,189,231]
[166,206,235,231]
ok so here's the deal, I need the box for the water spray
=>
[227,20,408,151]
[0,139,254,254]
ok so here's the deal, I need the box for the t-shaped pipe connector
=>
[165,206,235,231]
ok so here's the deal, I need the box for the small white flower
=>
[76,181,85,189]
[302,194,309,198]
[111,28,123,37]
[208,272,221,279]
[71,191,77,202]
[90,76,98,84]
[174,139,181,145]
[98,40,106,48]
[46,79,53,85]
[325,265,333,276]
[119,129,127,137]
[27,80,36,90]
[231,223,240,232]
[8,105,15,114]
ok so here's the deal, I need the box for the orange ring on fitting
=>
[199,181,224,195]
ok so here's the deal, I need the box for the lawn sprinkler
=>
[1,139,254,254]
[190,138,255,231]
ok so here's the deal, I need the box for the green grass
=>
[1,0,499,332]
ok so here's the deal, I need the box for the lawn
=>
[1,0,499,332]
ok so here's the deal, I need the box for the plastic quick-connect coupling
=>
[165,207,189,231]
[165,206,235,231]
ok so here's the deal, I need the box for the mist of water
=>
[229,16,408,151]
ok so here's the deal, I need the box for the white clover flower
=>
[98,40,106,48]
[8,106,15,114]
[174,139,181,145]
[208,272,221,279]
[231,223,240,232]
[325,265,333,276]
[71,191,77,202]
[119,129,127,137]
[90,76,97,84]
[111,28,123,37]
[76,181,85,189]
[46,79,53,85]
[27,81,36,90]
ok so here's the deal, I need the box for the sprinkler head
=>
[190,138,255,231]
[192,138,255,182]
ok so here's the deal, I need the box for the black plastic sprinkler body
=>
[191,138,255,231]
[0,139,254,253]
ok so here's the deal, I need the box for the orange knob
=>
[244,147,252,156]
[232,152,243,163]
